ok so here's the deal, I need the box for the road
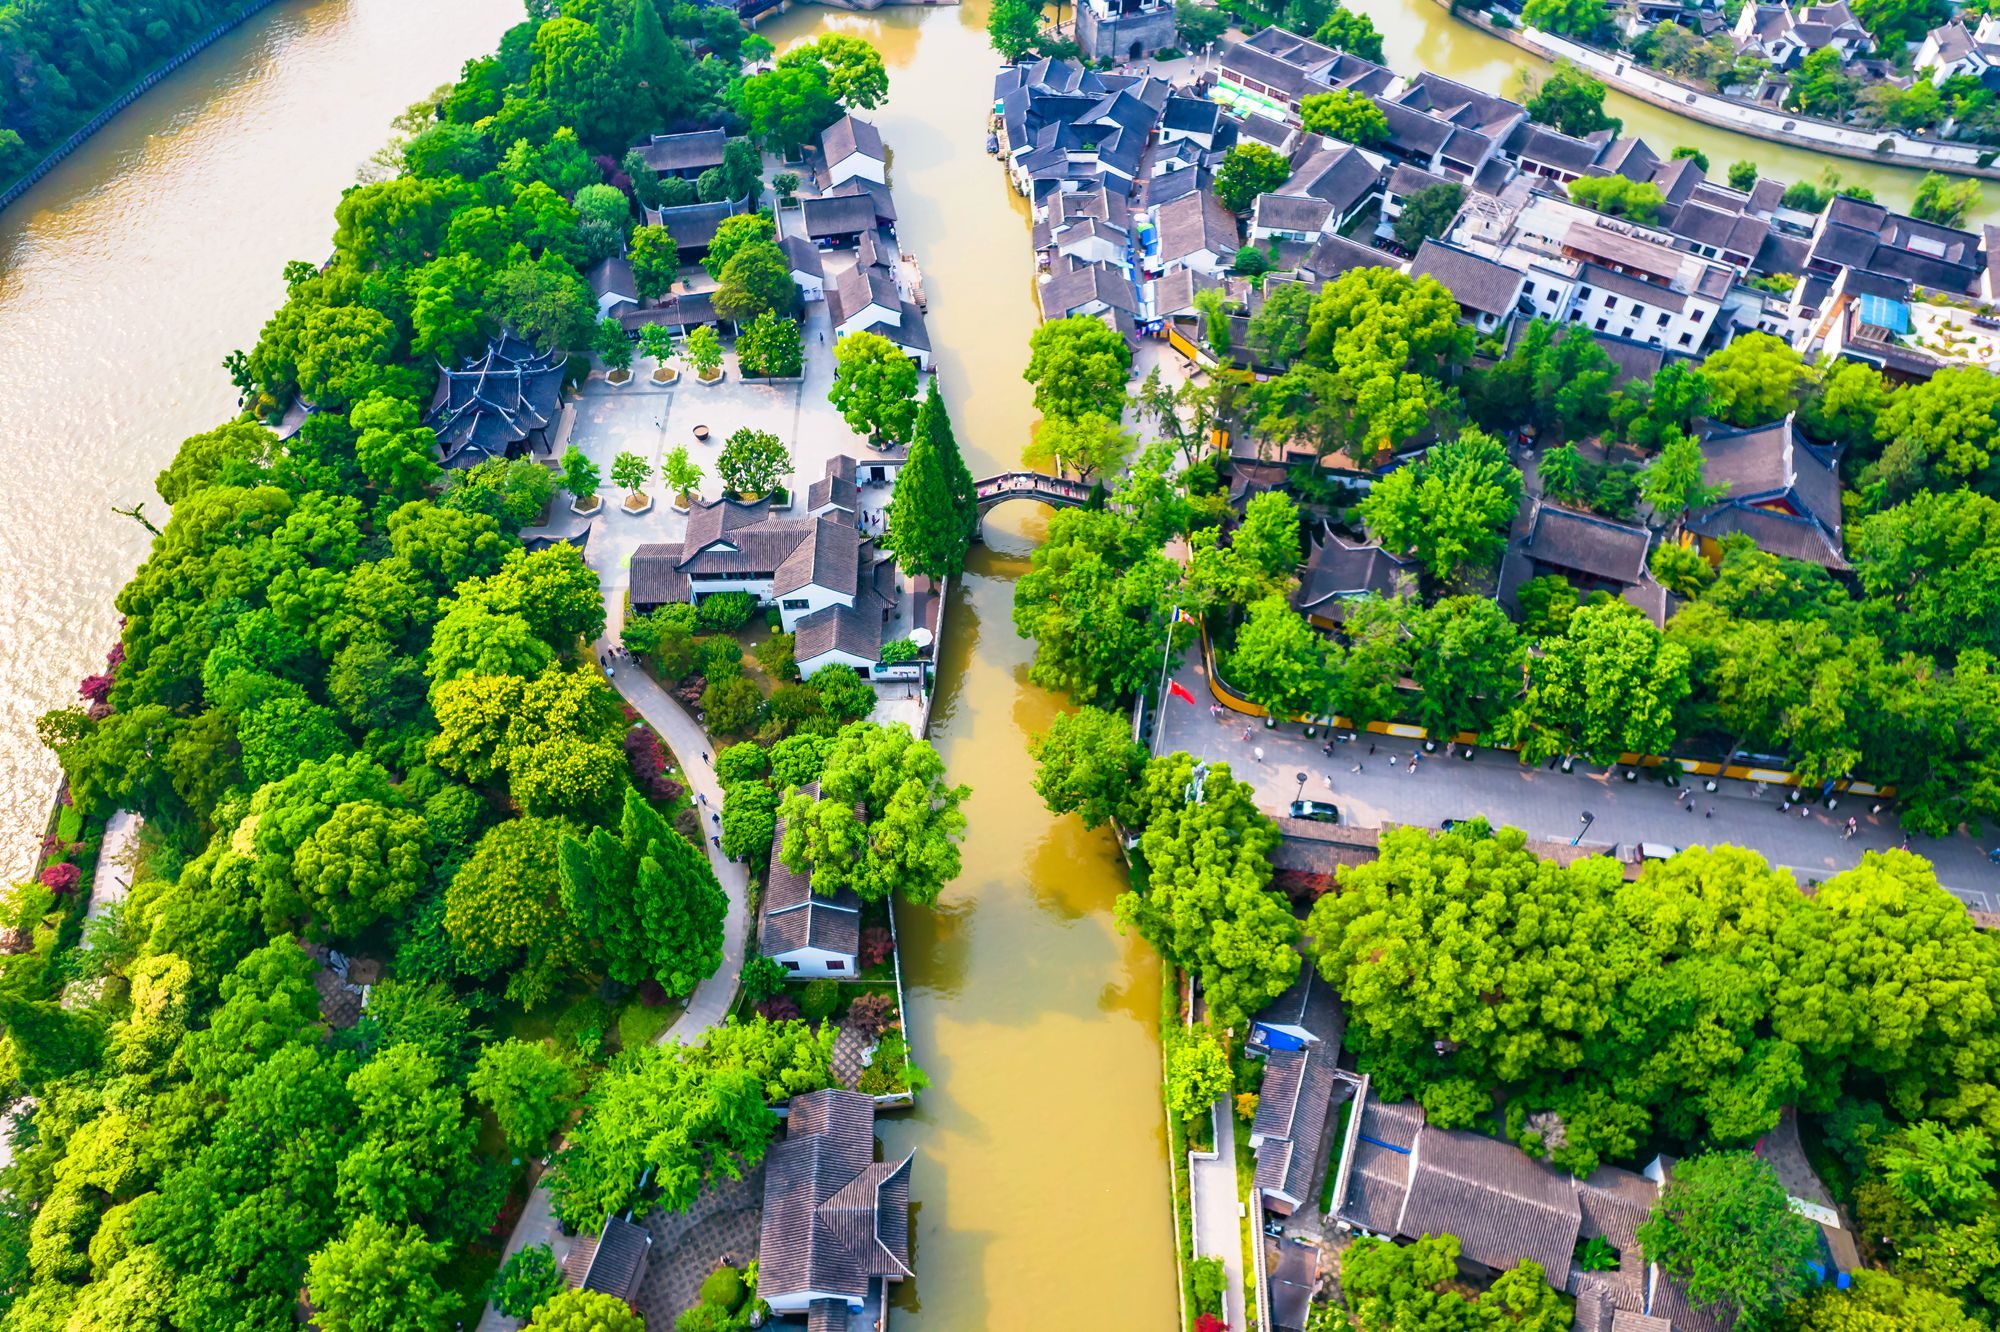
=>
[1188,1099,1247,1332]
[473,627,750,1332]
[1157,654,2000,912]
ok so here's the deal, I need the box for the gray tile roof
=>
[1253,1046,1345,1209]
[761,792,864,959]
[1410,238,1525,318]
[424,334,567,468]
[580,1215,650,1302]
[1155,188,1240,265]
[782,235,825,279]
[1287,143,1383,215]
[1301,232,1397,284]
[1294,534,1415,614]
[759,1089,913,1308]
[1040,259,1139,319]
[804,193,883,241]
[1520,501,1651,584]
[822,113,885,166]
[1399,1123,1582,1283]
[588,255,637,302]
[1696,415,1842,536]
[1251,965,1345,1046]
[1254,193,1332,235]
[658,196,747,251]
[635,128,727,174]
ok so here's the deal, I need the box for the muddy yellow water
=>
[0,0,1963,1323]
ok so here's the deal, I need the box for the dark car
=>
[1288,799,1340,824]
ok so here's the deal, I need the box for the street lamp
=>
[1294,771,1309,804]
[1572,811,1596,847]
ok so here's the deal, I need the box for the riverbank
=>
[1433,0,2000,179]
[0,0,290,214]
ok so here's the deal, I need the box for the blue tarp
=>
[1856,293,1911,334]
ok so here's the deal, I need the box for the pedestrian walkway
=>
[1189,1099,1247,1332]
[82,810,141,947]
[1157,654,2000,910]
[473,640,751,1332]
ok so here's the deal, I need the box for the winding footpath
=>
[472,632,750,1332]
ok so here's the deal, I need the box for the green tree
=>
[1177,0,1232,48]
[1024,411,1132,484]
[471,1039,583,1154]
[490,1245,565,1319]
[1520,0,1612,37]
[1165,1027,1234,1120]
[711,239,794,324]
[737,309,803,378]
[1566,174,1666,221]
[829,330,920,447]
[1313,6,1384,59]
[1227,594,1336,720]
[734,64,837,156]
[1786,1269,1983,1332]
[778,722,969,905]
[1358,428,1522,582]
[1852,0,1951,45]
[444,818,588,1008]
[1525,60,1620,135]
[630,224,679,301]
[1024,315,1134,421]
[1116,753,1299,1026]
[1638,1152,1818,1322]
[561,788,728,995]
[1799,359,1887,450]
[1392,181,1465,251]
[1639,427,1727,529]
[662,444,703,502]
[611,450,653,497]
[1212,143,1289,213]
[487,254,597,352]
[1343,1233,1568,1330]
[1911,171,1983,228]
[988,0,1042,60]
[701,212,778,282]
[1298,89,1389,145]
[686,324,723,379]
[526,1289,647,1332]
[1013,509,1183,704]
[597,316,633,373]
[783,34,889,109]
[883,378,977,580]
[1408,595,1523,739]
[716,427,789,496]
[305,1217,454,1332]
[1701,332,1813,427]
[292,800,429,938]
[1729,160,1758,190]
[560,446,600,504]
[1029,705,1147,830]
[1791,47,1861,118]
[1516,601,1689,763]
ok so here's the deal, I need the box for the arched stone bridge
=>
[973,472,1093,513]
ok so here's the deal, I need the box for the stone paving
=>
[631,1163,765,1327]
[831,1019,873,1091]
[1156,649,2000,909]
[1189,1099,1248,1332]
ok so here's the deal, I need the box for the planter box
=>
[606,370,633,386]
[652,366,679,385]
[696,370,725,387]
[621,492,655,516]
[570,496,604,517]
[739,373,806,385]
[672,492,696,513]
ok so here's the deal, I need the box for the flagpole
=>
[1152,603,1180,758]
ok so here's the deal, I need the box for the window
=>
[1678,332,1693,345]
[1622,327,1634,338]
[1568,310,1583,321]
[1523,281,1535,296]
[1657,312,1669,326]
[1604,297,1617,312]
[827,959,846,972]
[1579,285,1593,298]
[1594,318,1607,331]
[781,598,810,610]
[783,960,802,971]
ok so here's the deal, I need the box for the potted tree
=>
[639,324,679,385]
[597,317,634,385]
[774,171,801,206]
[612,450,654,515]
[716,427,791,502]
[663,445,704,512]
[561,445,602,516]
[687,324,724,385]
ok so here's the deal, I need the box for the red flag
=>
[1167,679,1198,706]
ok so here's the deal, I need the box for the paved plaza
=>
[1157,651,2000,911]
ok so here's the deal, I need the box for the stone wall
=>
[1077,2,1179,63]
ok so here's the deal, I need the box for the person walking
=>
[1407,757,1417,774]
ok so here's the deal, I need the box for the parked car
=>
[1288,799,1340,824]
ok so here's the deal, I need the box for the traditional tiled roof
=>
[1294,534,1415,614]
[1253,193,1332,235]
[1163,95,1223,135]
[635,127,727,174]
[1399,1124,1582,1283]
[1691,415,1844,569]
[587,255,637,303]
[783,235,825,279]
[423,333,567,468]
[1155,188,1240,266]
[657,196,747,251]
[761,797,864,958]
[1520,501,1651,584]
[759,1089,913,1308]
[1410,238,1525,318]
[1251,965,1345,1046]
[822,113,886,165]
[804,192,883,241]
[1252,1046,1345,1208]
[1301,232,1397,284]
[1040,259,1139,319]
[580,1216,651,1302]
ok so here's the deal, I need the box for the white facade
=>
[795,644,877,682]
[833,298,900,341]
[791,268,825,302]
[827,149,887,188]
[771,941,858,978]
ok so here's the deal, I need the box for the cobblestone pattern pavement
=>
[632,1163,765,1327]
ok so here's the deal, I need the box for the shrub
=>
[878,638,919,665]
[695,636,744,679]
[846,991,896,1038]
[676,807,703,843]
[491,1244,564,1318]
[698,1266,746,1312]
[715,742,771,788]
[1190,1256,1226,1316]
[555,998,612,1060]
[756,994,800,1021]
[77,674,113,704]
[701,676,766,736]
[1235,1092,1259,1122]
[755,632,797,681]
[697,591,759,631]
[675,1305,731,1332]
[40,863,80,894]
[741,955,787,1004]
[859,926,894,969]
[624,726,677,801]
[799,978,840,1024]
